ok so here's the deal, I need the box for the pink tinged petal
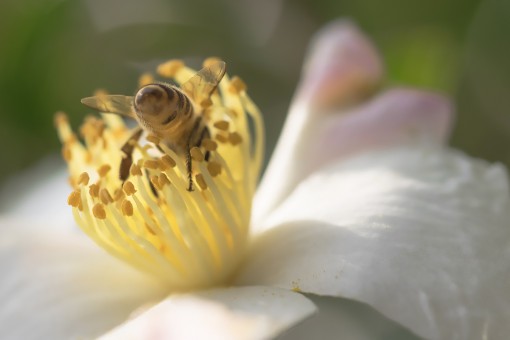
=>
[241,146,510,339]
[101,286,316,340]
[0,230,167,340]
[303,89,453,177]
[297,20,383,111]
[253,23,380,224]
[253,88,453,226]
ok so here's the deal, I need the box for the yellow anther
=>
[147,135,161,145]
[160,155,176,169]
[62,145,72,161]
[157,59,185,78]
[131,164,143,176]
[195,174,207,190]
[200,98,213,109]
[89,184,100,198]
[215,134,228,144]
[150,176,161,190]
[203,57,222,68]
[93,89,109,97]
[228,132,243,145]
[213,120,230,131]
[97,164,111,178]
[139,73,154,87]
[190,147,205,162]
[113,189,125,202]
[159,173,171,187]
[121,199,134,217]
[67,190,81,207]
[78,172,90,186]
[202,139,218,151]
[144,160,160,170]
[92,203,107,220]
[229,76,247,94]
[123,181,137,196]
[228,108,239,117]
[207,162,222,177]
[54,111,68,127]
[100,188,114,205]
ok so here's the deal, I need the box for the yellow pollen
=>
[202,139,218,151]
[159,173,171,186]
[89,184,100,198]
[144,160,160,170]
[97,164,111,177]
[150,176,162,191]
[121,199,134,216]
[67,190,81,207]
[195,174,207,190]
[93,89,109,97]
[78,172,90,186]
[160,155,176,169]
[146,135,161,145]
[157,59,185,78]
[100,188,114,205]
[228,132,243,145]
[92,203,107,219]
[229,76,247,94]
[131,164,143,176]
[123,181,136,196]
[213,120,230,131]
[58,58,265,289]
[203,57,222,67]
[190,147,205,162]
[62,145,72,161]
[139,73,154,87]
[200,98,213,109]
[215,134,228,143]
[114,188,125,201]
[207,162,222,177]
[54,111,68,127]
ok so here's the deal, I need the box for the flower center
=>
[56,59,264,289]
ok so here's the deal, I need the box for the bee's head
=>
[134,84,183,131]
[134,84,172,116]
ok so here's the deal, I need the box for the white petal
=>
[0,229,167,340]
[253,88,452,228]
[239,145,510,339]
[0,157,74,231]
[101,286,316,340]
[279,295,420,340]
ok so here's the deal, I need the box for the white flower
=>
[1,20,509,340]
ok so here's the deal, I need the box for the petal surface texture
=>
[101,286,316,340]
[239,145,510,339]
[0,229,167,340]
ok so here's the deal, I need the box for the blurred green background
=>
[0,0,509,185]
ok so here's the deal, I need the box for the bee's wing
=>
[81,95,135,118]
[181,61,226,106]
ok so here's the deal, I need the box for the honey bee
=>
[81,60,226,192]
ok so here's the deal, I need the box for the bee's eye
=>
[135,85,166,116]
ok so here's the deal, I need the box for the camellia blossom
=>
[1,20,510,340]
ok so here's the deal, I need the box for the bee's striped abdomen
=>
[174,87,193,117]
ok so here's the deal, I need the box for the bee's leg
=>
[120,127,143,181]
[186,144,193,191]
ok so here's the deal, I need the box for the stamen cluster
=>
[56,59,264,288]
